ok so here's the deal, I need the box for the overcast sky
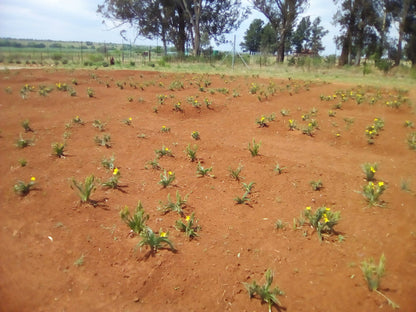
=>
[0,0,339,55]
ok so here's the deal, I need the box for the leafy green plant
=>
[244,269,285,312]
[362,181,386,206]
[173,101,183,112]
[196,162,214,177]
[158,170,175,188]
[92,119,106,131]
[361,254,399,309]
[155,146,173,158]
[15,134,32,148]
[122,117,132,126]
[248,138,261,156]
[160,125,170,133]
[184,144,198,162]
[73,254,85,267]
[407,132,416,150]
[14,177,36,196]
[275,219,286,230]
[101,154,115,170]
[361,162,378,181]
[256,116,268,128]
[120,201,149,235]
[404,120,414,128]
[242,181,255,194]
[310,180,323,191]
[274,162,286,174]
[21,119,33,132]
[94,134,112,148]
[71,175,96,203]
[72,116,84,125]
[158,191,189,215]
[191,131,200,140]
[102,168,120,189]
[234,193,250,205]
[138,228,175,253]
[145,158,161,170]
[51,142,65,158]
[303,206,341,240]
[280,109,290,116]
[87,87,94,98]
[229,164,244,181]
[18,158,27,167]
[288,119,297,131]
[175,213,201,239]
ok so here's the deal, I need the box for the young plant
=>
[51,142,65,158]
[248,138,261,157]
[72,116,84,125]
[407,132,416,150]
[122,117,133,126]
[15,134,32,148]
[173,101,183,112]
[92,120,106,131]
[229,164,244,181]
[138,228,175,253]
[71,175,96,203]
[303,206,341,240]
[310,180,323,191]
[302,122,316,137]
[288,119,297,131]
[404,120,414,128]
[145,158,161,170]
[101,154,115,170]
[242,181,255,194]
[234,193,250,205]
[274,162,286,174]
[18,158,27,167]
[87,87,94,98]
[191,131,200,140]
[175,213,201,240]
[94,134,112,148]
[361,162,378,181]
[185,144,198,162]
[280,109,290,116]
[275,219,286,230]
[120,201,149,235]
[160,125,170,133]
[256,116,268,128]
[14,177,36,196]
[21,120,33,132]
[158,191,189,215]
[361,254,399,309]
[155,146,173,158]
[196,162,214,177]
[244,269,285,312]
[102,168,120,189]
[362,181,386,206]
[158,170,175,188]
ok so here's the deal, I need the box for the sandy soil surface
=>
[0,68,415,312]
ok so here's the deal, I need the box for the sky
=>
[0,0,339,55]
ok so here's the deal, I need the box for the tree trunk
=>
[395,0,411,66]
[277,29,286,63]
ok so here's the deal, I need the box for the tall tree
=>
[261,23,279,53]
[403,0,416,66]
[251,0,309,62]
[292,16,311,53]
[310,17,329,55]
[240,19,265,53]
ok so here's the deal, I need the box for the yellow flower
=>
[185,215,190,222]
[324,216,329,223]
[306,206,311,210]
[336,133,340,137]
[113,168,119,175]
[369,182,374,186]
[31,177,36,181]
[378,181,384,187]
[325,207,331,211]
[162,125,166,128]
[168,171,173,175]
[261,116,265,121]
[129,117,132,121]
[374,118,378,122]
[160,232,167,237]
[370,167,376,173]
[165,147,169,151]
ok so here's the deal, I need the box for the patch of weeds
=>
[280,109,290,116]
[92,120,106,131]
[175,213,201,240]
[15,134,33,149]
[234,193,250,205]
[87,87,94,98]
[248,138,261,156]
[72,116,84,125]
[275,219,286,230]
[158,170,175,188]
[155,146,173,158]
[94,134,112,148]
[303,206,340,240]
[244,269,285,312]
[145,158,161,170]
[288,119,297,131]
[120,201,149,235]
[160,125,170,133]
[14,177,36,196]
[18,158,27,167]
[71,175,96,203]
[173,101,183,112]
[404,120,414,128]
[400,178,411,192]
[407,132,416,150]
[122,117,132,126]
[191,131,200,140]
[361,254,399,309]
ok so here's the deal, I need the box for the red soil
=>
[0,69,415,312]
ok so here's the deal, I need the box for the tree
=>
[261,23,279,53]
[251,0,309,62]
[240,19,264,53]
[98,0,247,56]
[292,16,311,53]
[310,17,329,55]
[333,0,385,66]
[403,1,416,66]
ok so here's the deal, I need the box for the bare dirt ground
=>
[0,68,415,312]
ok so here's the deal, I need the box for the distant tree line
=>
[98,0,416,67]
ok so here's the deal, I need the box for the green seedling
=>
[71,175,96,203]
[120,201,149,235]
[138,228,175,253]
[158,191,189,216]
[158,170,175,188]
[14,177,36,196]
[248,139,261,156]
[175,213,201,240]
